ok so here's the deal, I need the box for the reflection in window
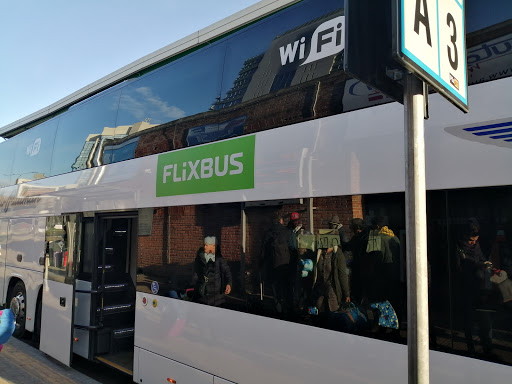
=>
[136,188,512,367]
[2,0,511,187]
[0,138,18,187]
[114,45,225,154]
[11,118,58,184]
[466,0,512,33]
[50,90,121,176]
[466,0,512,85]
[45,215,79,283]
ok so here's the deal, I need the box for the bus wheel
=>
[9,281,27,337]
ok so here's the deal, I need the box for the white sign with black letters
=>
[396,0,468,112]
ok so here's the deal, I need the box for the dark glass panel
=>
[427,187,512,365]
[50,89,121,176]
[114,44,225,158]
[466,0,512,85]
[137,187,512,367]
[45,215,79,284]
[467,0,512,33]
[136,197,405,341]
[0,138,18,187]
[218,0,347,116]
[10,118,58,184]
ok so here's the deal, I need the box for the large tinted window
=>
[50,89,121,177]
[137,187,512,367]
[113,44,225,158]
[0,138,17,187]
[219,0,343,109]
[11,118,58,184]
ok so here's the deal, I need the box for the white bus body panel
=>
[137,348,214,384]
[134,292,510,384]
[4,217,45,331]
[6,218,45,273]
[0,220,7,305]
[214,377,236,384]
[39,279,73,366]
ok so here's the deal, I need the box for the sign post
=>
[404,73,429,384]
[345,2,468,381]
[395,1,468,384]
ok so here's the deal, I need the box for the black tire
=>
[32,294,42,344]
[8,281,27,337]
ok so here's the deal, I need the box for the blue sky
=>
[0,0,260,132]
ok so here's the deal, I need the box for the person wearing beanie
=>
[192,236,232,307]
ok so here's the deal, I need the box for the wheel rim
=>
[10,291,26,327]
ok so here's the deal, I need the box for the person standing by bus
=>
[311,241,351,313]
[192,236,232,307]
[455,218,494,356]
[346,218,369,302]
[261,214,293,315]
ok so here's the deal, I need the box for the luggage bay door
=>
[39,214,80,366]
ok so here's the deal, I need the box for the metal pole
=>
[404,73,429,384]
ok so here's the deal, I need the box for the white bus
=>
[1,0,511,383]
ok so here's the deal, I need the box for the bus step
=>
[99,282,129,292]
[112,327,134,339]
[96,303,134,315]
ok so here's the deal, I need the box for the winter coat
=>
[192,250,232,306]
[313,246,350,311]
[262,223,291,269]
[455,239,489,306]
[346,230,369,300]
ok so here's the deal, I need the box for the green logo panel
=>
[156,135,255,197]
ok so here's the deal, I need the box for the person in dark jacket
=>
[455,218,493,355]
[261,214,293,314]
[366,216,401,306]
[345,218,369,302]
[192,236,232,307]
[311,242,351,312]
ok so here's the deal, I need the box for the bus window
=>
[0,138,17,188]
[11,118,58,184]
[45,215,79,284]
[114,43,225,159]
[50,89,121,177]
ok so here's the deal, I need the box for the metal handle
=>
[17,254,22,262]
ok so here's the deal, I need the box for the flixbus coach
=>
[1,0,511,383]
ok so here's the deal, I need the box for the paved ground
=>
[0,337,100,384]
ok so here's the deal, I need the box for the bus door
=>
[90,214,137,374]
[72,212,137,373]
[39,214,80,366]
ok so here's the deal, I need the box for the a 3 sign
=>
[395,0,468,112]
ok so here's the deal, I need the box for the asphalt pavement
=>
[0,336,100,384]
